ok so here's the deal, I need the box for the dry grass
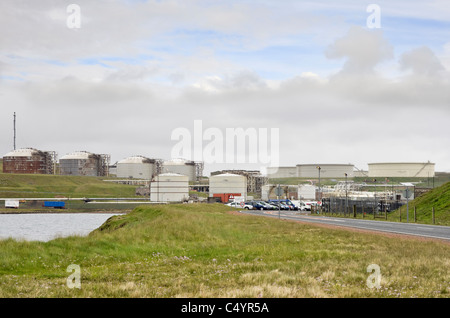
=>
[0,204,449,298]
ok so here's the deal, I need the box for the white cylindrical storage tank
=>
[266,166,297,178]
[150,173,189,202]
[116,156,155,179]
[162,159,196,182]
[60,151,101,176]
[368,162,435,178]
[297,164,354,178]
[209,173,247,202]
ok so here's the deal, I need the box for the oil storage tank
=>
[368,162,435,178]
[209,173,247,203]
[150,173,189,202]
[116,156,155,179]
[59,151,109,176]
[2,148,55,174]
[162,159,197,182]
[297,164,354,178]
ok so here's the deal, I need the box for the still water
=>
[0,213,122,242]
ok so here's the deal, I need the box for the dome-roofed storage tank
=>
[2,147,56,174]
[162,158,196,182]
[209,173,247,203]
[150,173,189,202]
[116,155,155,179]
[59,151,109,176]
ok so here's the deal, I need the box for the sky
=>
[1,0,449,175]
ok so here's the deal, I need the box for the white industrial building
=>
[150,173,189,202]
[116,156,155,179]
[368,162,435,178]
[298,184,318,200]
[209,173,247,202]
[161,158,197,182]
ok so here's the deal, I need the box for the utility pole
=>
[316,166,321,200]
[345,173,348,216]
[13,112,16,150]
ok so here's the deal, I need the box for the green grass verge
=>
[0,203,449,298]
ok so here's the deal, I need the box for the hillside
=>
[0,172,139,199]
[395,182,450,225]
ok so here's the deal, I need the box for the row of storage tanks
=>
[2,149,109,176]
[1,148,198,180]
[266,162,436,178]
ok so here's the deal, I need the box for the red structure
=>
[2,148,55,174]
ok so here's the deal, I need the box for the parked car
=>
[268,199,297,210]
[246,201,270,210]
[268,201,288,210]
[298,201,312,211]
[257,201,277,210]
[225,202,254,210]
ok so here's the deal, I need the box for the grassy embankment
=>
[392,182,450,225]
[0,172,143,212]
[0,203,449,298]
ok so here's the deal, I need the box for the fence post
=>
[353,205,356,218]
[414,206,416,223]
[432,207,435,225]
[399,207,402,222]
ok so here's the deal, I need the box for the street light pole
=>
[345,173,348,216]
[316,166,321,200]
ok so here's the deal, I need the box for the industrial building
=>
[2,148,56,174]
[368,162,435,178]
[161,158,204,182]
[209,173,247,203]
[59,151,110,176]
[150,173,189,202]
[210,169,267,193]
[116,155,155,179]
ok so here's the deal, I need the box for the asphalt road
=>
[240,210,450,242]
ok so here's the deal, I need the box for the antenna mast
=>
[13,112,16,150]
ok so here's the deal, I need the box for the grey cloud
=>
[400,46,446,76]
[325,26,394,75]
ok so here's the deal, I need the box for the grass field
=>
[0,203,449,298]
[0,173,139,199]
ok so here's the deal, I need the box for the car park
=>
[245,201,267,210]
[225,202,254,210]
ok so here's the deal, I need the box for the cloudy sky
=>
[1,0,449,175]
